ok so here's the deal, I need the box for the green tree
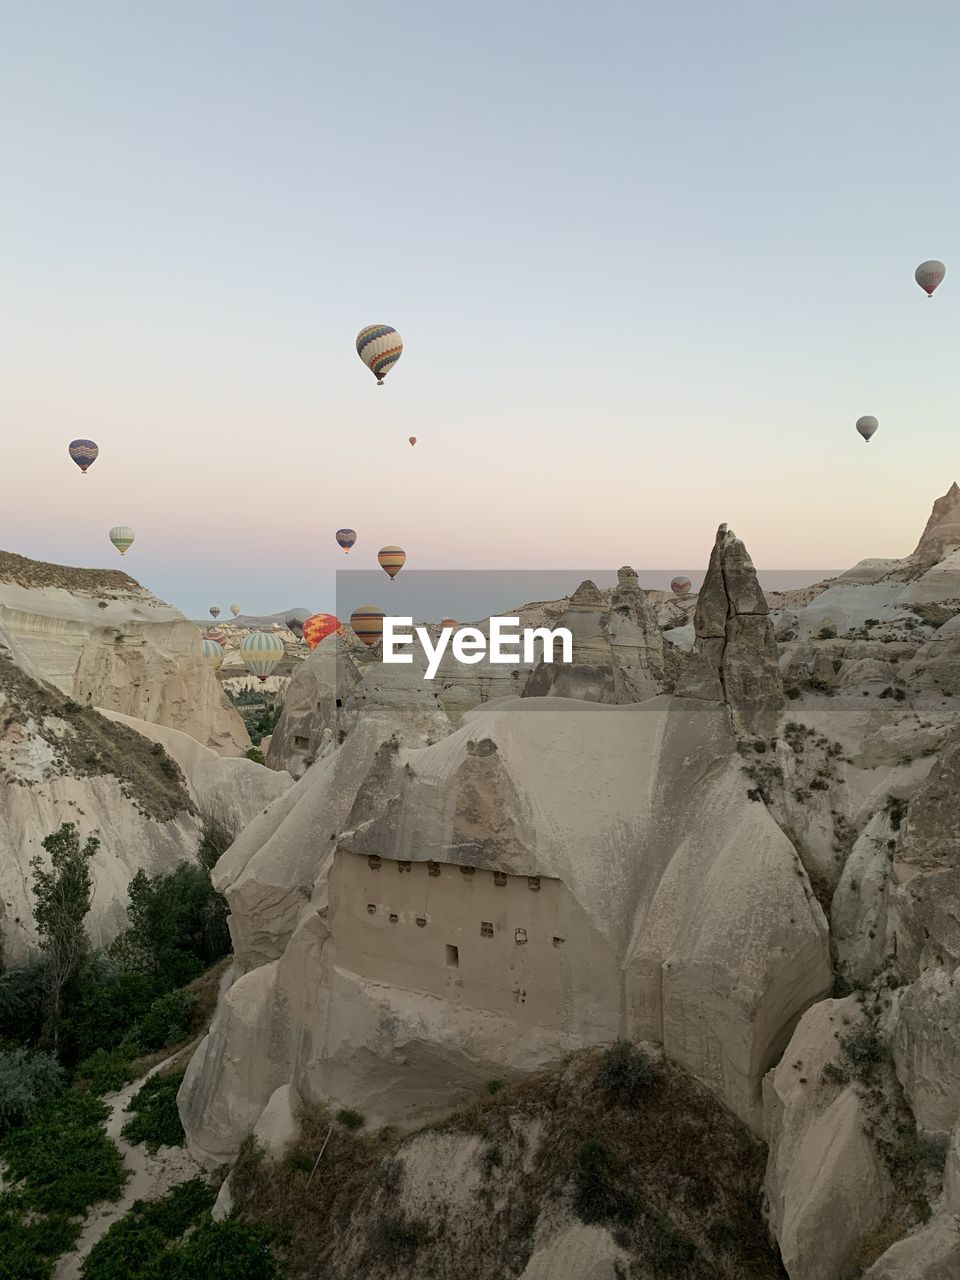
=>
[30,824,98,1049]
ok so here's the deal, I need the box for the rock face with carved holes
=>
[179,691,831,1162]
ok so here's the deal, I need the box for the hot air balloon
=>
[378,546,406,580]
[915,260,945,297]
[356,324,403,385]
[240,631,285,682]
[303,612,340,650]
[69,439,99,474]
[209,606,221,619]
[409,436,417,447]
[109,526,134,556]
[202,638,224,670]
[856,415,878,443]
[441,617,458,628]
[230,604,241,617]
[670,577,692,596]
[351,605,385,648]
[336,528,357,554]
[206,627,229,646]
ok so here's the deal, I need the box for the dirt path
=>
[55,1053,202,1280]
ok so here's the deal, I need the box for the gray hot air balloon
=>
[915,260,945,297]
[856,415,878,443]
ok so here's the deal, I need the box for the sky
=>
[2,1,959,618]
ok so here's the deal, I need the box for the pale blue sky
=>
[2,2,958,617]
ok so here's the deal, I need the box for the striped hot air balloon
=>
[209,606,221,619]
[109,526,134,556]
[230,604,241,617]
[336,528,357,554]
[915,260,945,297]
[670,577,692,595]
[206,627,229,646]
[69,439,99,474]
[202,638,224,670]
[351,605,385,648]
[356,324,403,385]
[240,631,285,682]
[302,613,340,650]
[378,545,406,580]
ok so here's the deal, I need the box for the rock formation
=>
[909,480,960,567]
[0,550,249,754]
[521,568,663,702]
[678,524,784,736]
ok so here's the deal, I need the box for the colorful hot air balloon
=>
[302,612,340,650]
[670,577,692,595]
[915,260,945,297]
[441,617,458,628]
[408,436,417,447]
[109,526,134,556]
[336,528,357,554]
[69,439,99,474]
[206,627,229,646]
[202,638,224,669]
[209,606,221,619]
[240,631,285,682]
[378,546,406,580]
[356,324,403,385]
[351,605,385,648]
[230,604,241,617]
[856,415,878,443]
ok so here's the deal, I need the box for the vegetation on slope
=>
[0,547,151,597]
[0,652,194,821]
[229,1042,785,1280]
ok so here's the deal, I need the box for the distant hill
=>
[199,607,313,628]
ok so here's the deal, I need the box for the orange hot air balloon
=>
[378,545,406,580]
[302,612,340,650]
[441,617,458,627]
[351,605,385,648]
[408,436,417,447]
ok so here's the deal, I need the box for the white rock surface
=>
[764,998,895,1280]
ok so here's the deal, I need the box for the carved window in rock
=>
[515,928,528,945]
[460,866,475,877]
[389,913,399,924]
[368,855,382,871]
[416,916,427,928]
[446,944,459,967]
[480,921,494,938]
[293,735,309,749]
[398,860,412,874]
[366,904,377,915]
[527,876,541,892]
[428,862,441,877]
[493,871,507,887]
[552,936,565,947]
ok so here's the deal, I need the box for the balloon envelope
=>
[856,415,878,442]
[915,260,945,296]
[441,617,458,628]
[351,605,385,648]
[209,606,221,618]
[356,324,403,384]
[202,638,224,669]
[303,612,340,650]
[69,439,99,473]
[408,436,417,446]
[240,631,285,681]
[378,545,406,579]
[670,577,692,595]
[230,604,241,617]
[206,627,228,646]
[109,526,134,556]
[336,528,357,553]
